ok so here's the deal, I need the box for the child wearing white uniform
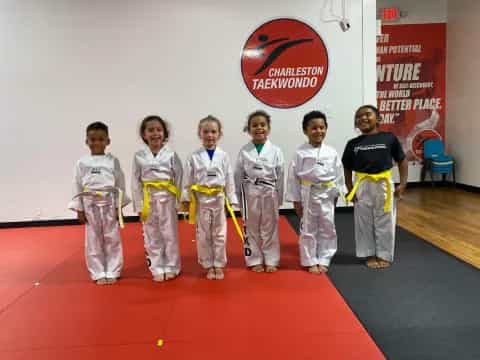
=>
[234,110,284,272]
[68,122,130,285]
[286,111,344,274]
[131,116,183,282]
[181,115,239,280]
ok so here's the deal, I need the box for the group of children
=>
[68,105,408,285]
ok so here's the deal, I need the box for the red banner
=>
[377,23,446,162]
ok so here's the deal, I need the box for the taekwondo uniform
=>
[342,132,405,262]
[181,147,238,269]
[234,140,284,267]
[68,153,130,281]
[286,143,344,267]
[131,145,183,277]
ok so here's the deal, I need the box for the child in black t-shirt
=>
[342,105,408,269]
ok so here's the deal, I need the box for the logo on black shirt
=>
[353,144,387,154]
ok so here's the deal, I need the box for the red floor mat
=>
[0,217,384,359]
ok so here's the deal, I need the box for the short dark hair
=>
[302,111,327,131]
[355,104,380,119]
[244,110,271,132]
[355,105,381,128]
[139,115,169,144]
[86,121,109,136]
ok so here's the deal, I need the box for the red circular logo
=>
[411,129,442,160]
[241,18,329,108]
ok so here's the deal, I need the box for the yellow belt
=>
[301,179,336,188]
[82,187,125,228]
[189,184,244,243]
[346,169,393,212]
[301,180,346,203]
[141,180,180,222]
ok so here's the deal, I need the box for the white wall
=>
[377,0,447,24]
[0,0,376,222]
[446,0,480,187]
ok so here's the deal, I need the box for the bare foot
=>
[105,277,117,284]
[96,278,108,285]
[153,274,165,282]
[318,265,328,273]
[366,256,378,269]
[251,264,264,272]
[206,268,216,280]
[265,265,278,273]
[165,272,177,281]
[308,265,320,274]
[214,267,224,280]
[374,257,392,269]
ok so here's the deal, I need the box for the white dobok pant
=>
[143,191,181,276]
[241,181,280,267]
[299,185,338,267]
[83,195,123,280]
[195,194,227,269]
[354,178,396,262]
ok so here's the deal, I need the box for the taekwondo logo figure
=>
[251,34,314,76]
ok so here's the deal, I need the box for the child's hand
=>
[394,184,406,199]
[293,201,303,219]
[181,201,190,212]
[77,211,87,224]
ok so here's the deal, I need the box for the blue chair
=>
[422,139,455,186]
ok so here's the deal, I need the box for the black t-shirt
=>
[342,132,406,173]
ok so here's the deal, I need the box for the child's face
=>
[142,120,165,151]
[199,121,220,149]
[86,129,110,155]
[304,118,327,147]
[355,107,379,134]
[248,115,270,144]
